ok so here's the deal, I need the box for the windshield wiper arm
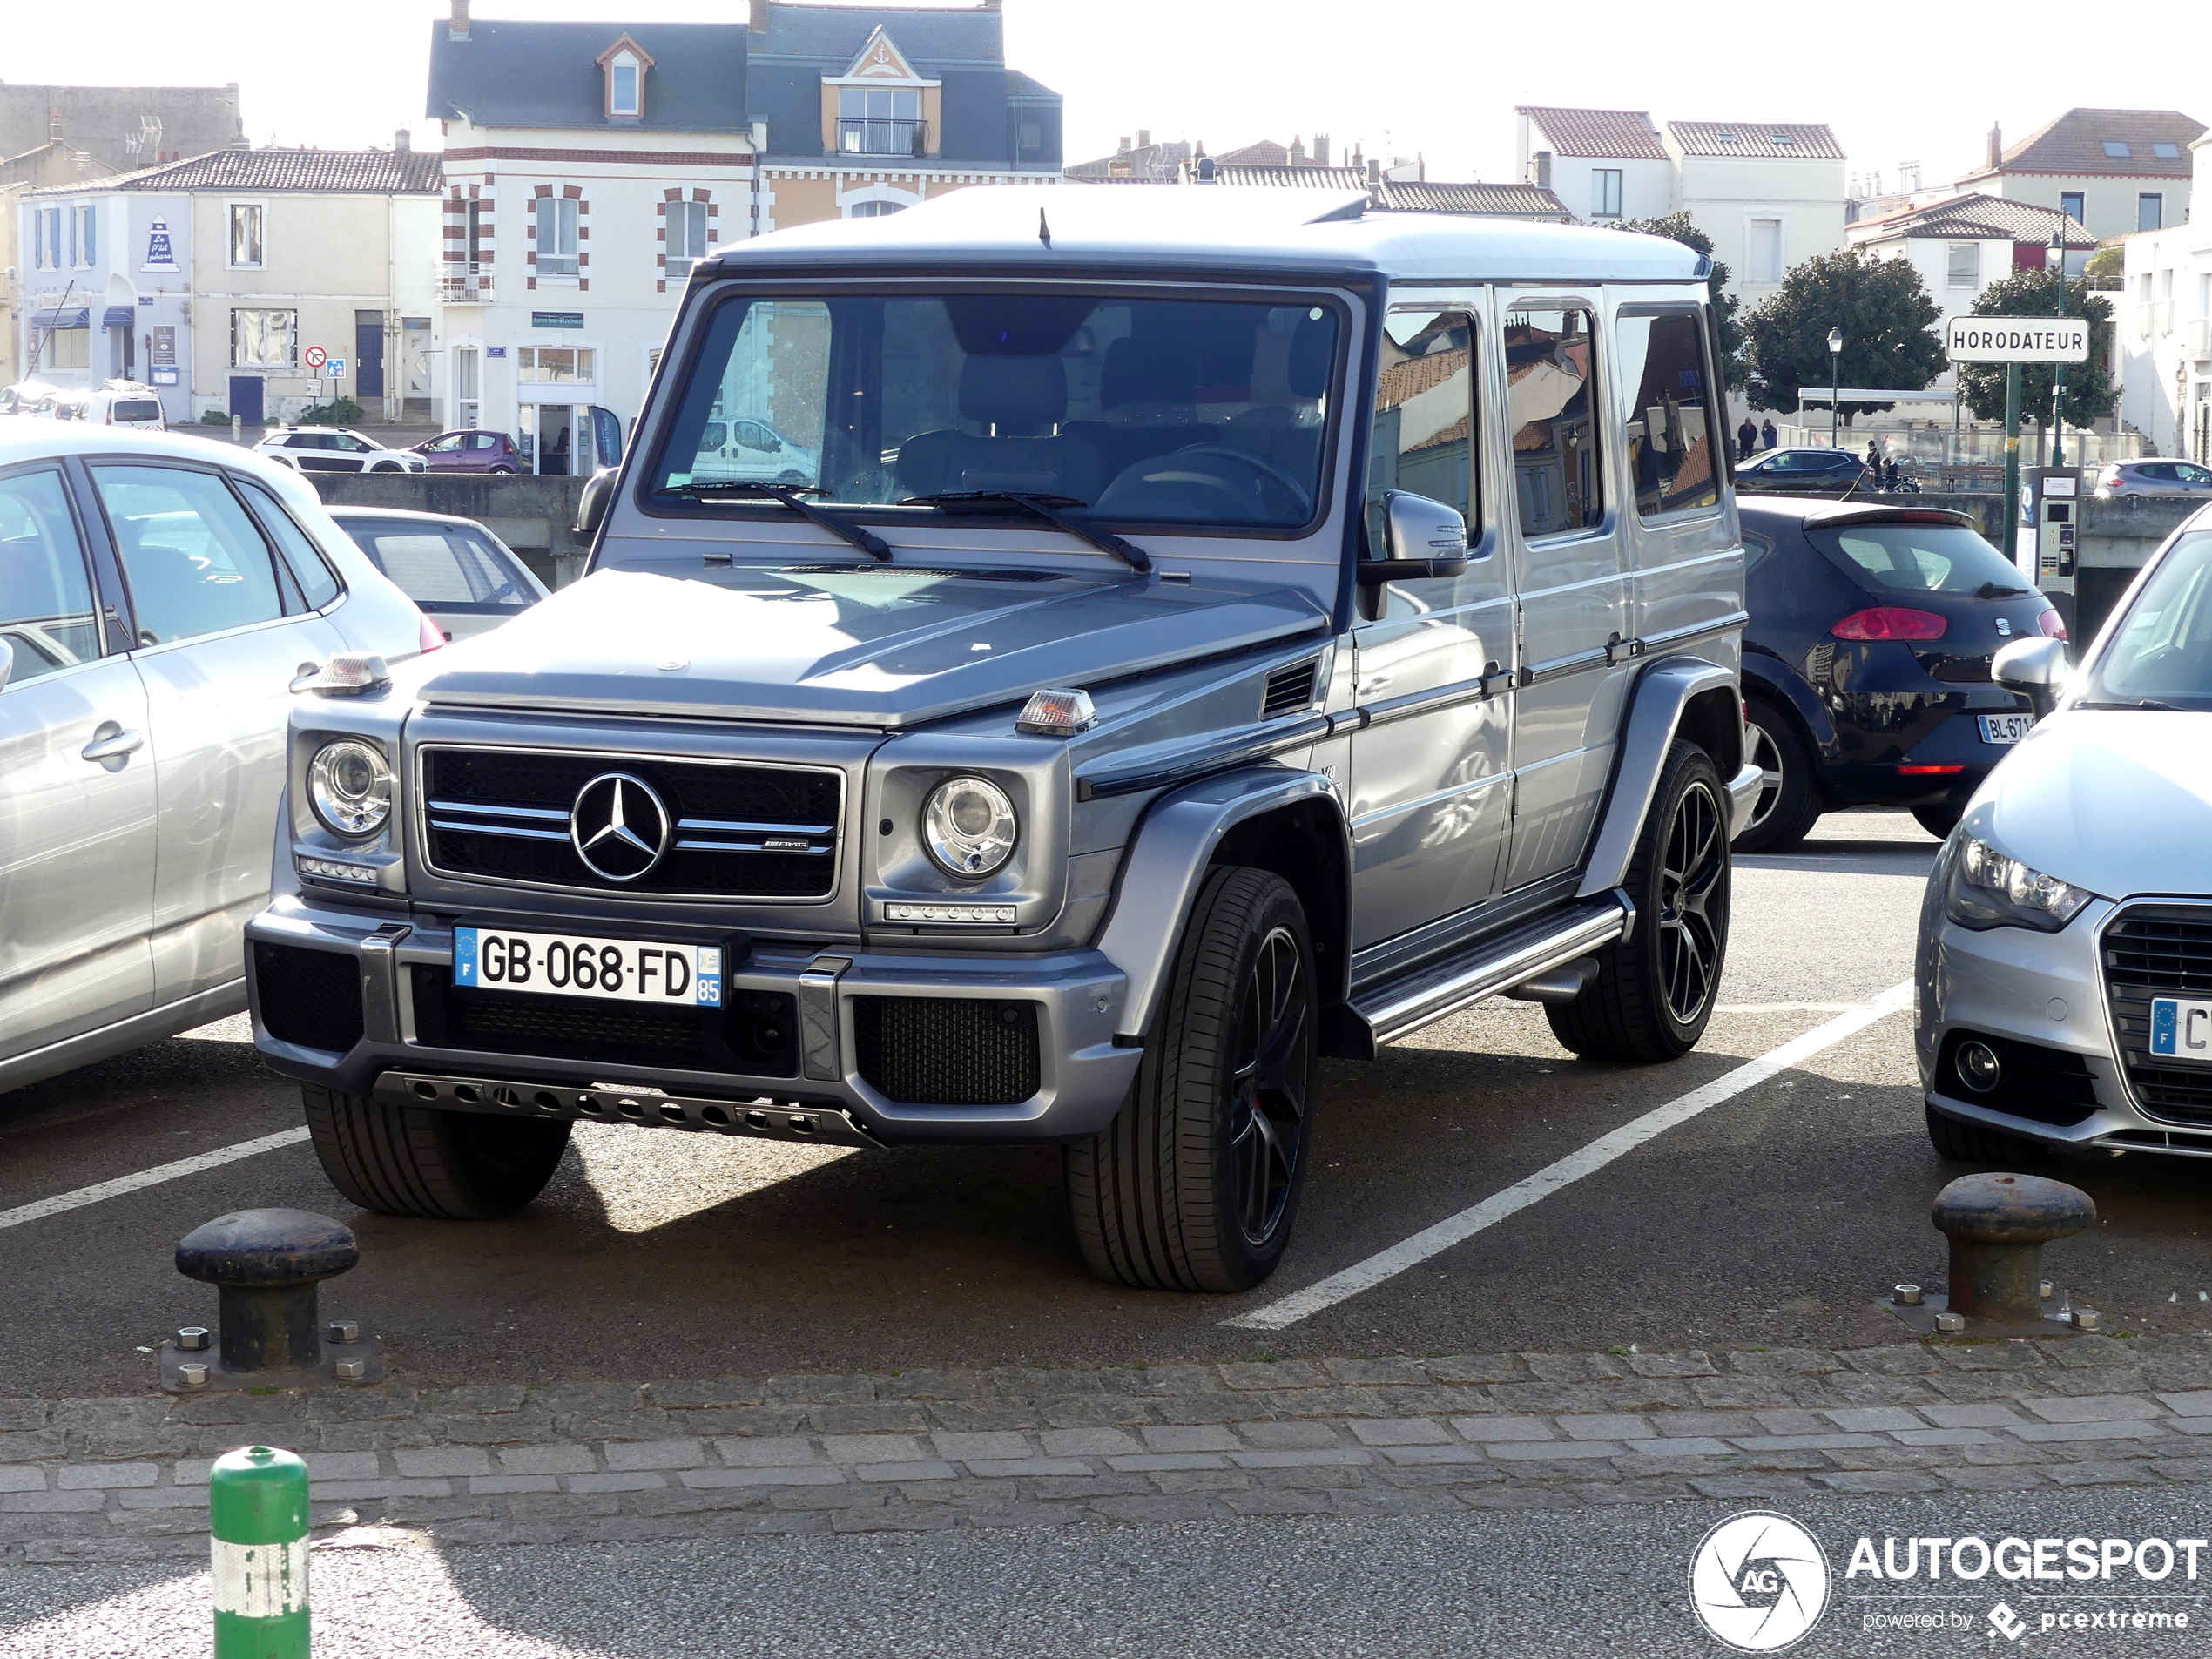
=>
[657,481,890,561]
[900,490,1152,575]
[1975,580,2031,597]
[2076,697,2187,711]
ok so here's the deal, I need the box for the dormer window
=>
[597,35,654,121]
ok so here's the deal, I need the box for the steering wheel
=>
[1167,444,1312,519]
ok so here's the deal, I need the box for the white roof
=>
[711,184,1704,286]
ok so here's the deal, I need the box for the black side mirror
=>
[574,466,617,539]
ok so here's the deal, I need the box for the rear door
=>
[0,462,156,1061]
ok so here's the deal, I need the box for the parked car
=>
[327,507,550,640]
[409,430,526,474]
[688,415,819,486]
[0,381,65,418]
[2093,459,2212,500]
[1735,500,2066,852]
[1918,497,2212,1166]
[253,428,428,474]
[49,381,167,431]
[1734,447,1872,497]
[0,425,435,1096]
[245,187,1761,1292]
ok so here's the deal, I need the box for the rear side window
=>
[1615,311,1719,519]
[1808,520,2029,596]
[338,522,534,610]
[238,481,342,609]
[91,464,287,644]
[1506,305,1603,536]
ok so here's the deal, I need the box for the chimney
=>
[1986,121,2001,171]
[1289,136,1306,165]
[1366,156,1380,186]
[1117,135,1130,154]
[748,0,770,32]
[1195,156,1218,185]
[448,0,470,38]
[50,108,63,142]
[395,128,412,153]
[1136,128,1150,150]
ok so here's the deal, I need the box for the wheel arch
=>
[1576,655,1745,899]
[1741,653,1838,751]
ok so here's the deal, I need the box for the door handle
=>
[81,724,144,763]
[1356,674,1393,697]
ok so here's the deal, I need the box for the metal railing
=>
[437,262,496,304]
[837,118,930,158]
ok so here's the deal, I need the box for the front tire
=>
[303,1087,570,1219]
[1548,741,1731,1062]
[1067,867,1318,1291]
[1733,701,1823,853]
[1924,1103,2046,1164]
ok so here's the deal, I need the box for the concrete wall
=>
[308,471,593,585]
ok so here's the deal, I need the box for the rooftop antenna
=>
[1038,206,1051,248]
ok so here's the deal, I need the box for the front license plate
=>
[2150,997,2212,1064]
[454,927,723,1008]
[1978,712,2036,745]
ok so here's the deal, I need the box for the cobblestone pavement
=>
[10,1335,2212,1561]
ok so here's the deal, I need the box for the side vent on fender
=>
[1261,659,1320,719]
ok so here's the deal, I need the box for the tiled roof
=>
[1965,107,2205,180]
[1216,139,1290,167]
[1516,106,1665,161]
[30,147,442,195]
[1851,191,2094,246]
[428,20,754,133]
[1069,166,1569,219]
[1668,121,1843,161]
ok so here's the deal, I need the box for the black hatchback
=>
[1735,501,2067,852]
[1734,448,1872,497]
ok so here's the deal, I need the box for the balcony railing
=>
[838,118,930,158]
[438,262,496,305]
[2189,318,2212,363]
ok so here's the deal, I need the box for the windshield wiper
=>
[1975,580,2031,598]
[900,490,1152,575]
[657,481,890,561]
[2075,697,2189,711]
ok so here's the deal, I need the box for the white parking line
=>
[1224,980,1916,1331]
[0,1128,310,1234]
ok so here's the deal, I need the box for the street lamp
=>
[1827,327,1843,447]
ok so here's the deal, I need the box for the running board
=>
[1334,893,1634,1055]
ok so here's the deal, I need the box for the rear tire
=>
[303,1087,570,1219]
[1912,804,1963,840]
[1924,1103,2046,1164]
[1066,867,1318,1292]
[1732,701,1823,854]
[1548,742,1730,1063]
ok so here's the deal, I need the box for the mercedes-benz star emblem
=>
[569,772,671,882]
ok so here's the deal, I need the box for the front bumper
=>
[1918,897,2212,1160]
[246,894,1140,1146]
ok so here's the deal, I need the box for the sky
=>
[7,0,2208,194]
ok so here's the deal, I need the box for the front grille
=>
[1936,1030,2097,1127]
[851,996,1041,1106]
[2102,904,2212,1126]
[409,966,798,1076]
[419,745,841,900]
[1261,659,1320,719]
[255,943,364,1052]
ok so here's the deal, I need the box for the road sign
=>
[303,345,327,370]
[1945,317,2087,363]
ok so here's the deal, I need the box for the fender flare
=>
[1094,765,1350,1043]
[1575,655,1744,898]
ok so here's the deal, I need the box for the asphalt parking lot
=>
[5,811,2209,1402]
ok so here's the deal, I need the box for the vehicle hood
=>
[414,564,1331,727]
[1973,709,2212,901]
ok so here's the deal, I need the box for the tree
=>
[1741,246,1944,420]
[1954,267,2118,430]
[2084,243,2124,286]
[1611,212,1746,390]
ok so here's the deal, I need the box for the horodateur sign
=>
[1945,317,2089,363]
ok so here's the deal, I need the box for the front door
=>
[0,462,156,1062]
[355,311,387,401]
[86,459,344,1006]
[523,403,577,475]
[227,374,264,426]
[1347,307,1514,951]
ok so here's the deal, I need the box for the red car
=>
[409,429,525,473]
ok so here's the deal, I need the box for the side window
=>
[1616,311,1720,520]
[91,465,287,645]
[237,481,343,609]
[1741,529,1776,571]
[1506,306,1603,537]
[1367,310,1477,551]
[0,467,103,685]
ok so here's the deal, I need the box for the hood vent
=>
[1261,659,1320,719]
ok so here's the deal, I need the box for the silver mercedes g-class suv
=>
[247,186,1758,1292]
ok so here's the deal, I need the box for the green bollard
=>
[209,1445,310,1658]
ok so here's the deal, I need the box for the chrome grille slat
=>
[2101,902,2212,1127]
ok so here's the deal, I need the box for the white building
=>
[2118,135,2212,463]
[1956,109,2204,244]
[18,146,441,426]
[1665,123,1845,310]
[1514,107,1672,225]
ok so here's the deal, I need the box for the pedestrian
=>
[1737,415,1757,459]
[1761,417,1777,451]
[1865,439,1881,474]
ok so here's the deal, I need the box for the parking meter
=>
[2027,467,2082,588]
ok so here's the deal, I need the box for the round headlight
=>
[308,739,394,838]
[922,776,1017,877]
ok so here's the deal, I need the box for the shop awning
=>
[29,307,90,329]
[101,306,135,327]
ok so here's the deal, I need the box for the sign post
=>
[1944,317,2087,571]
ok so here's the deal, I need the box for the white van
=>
[50,381,168,432]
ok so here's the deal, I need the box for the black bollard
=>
[164,1209,381,1391]
[1934,1172,2095,1325]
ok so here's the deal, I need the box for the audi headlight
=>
[1944,835,2094,933]
[308,739,394,839]
[922,776,1017,877]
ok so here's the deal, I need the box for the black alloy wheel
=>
[1227,925,1312,1247]
[1656,776,1728,1028]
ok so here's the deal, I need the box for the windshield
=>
[2083,531,2212,710]
[650,291,1341,531]
[1807,520,2030,595]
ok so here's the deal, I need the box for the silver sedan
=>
[0,424,432,1094]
